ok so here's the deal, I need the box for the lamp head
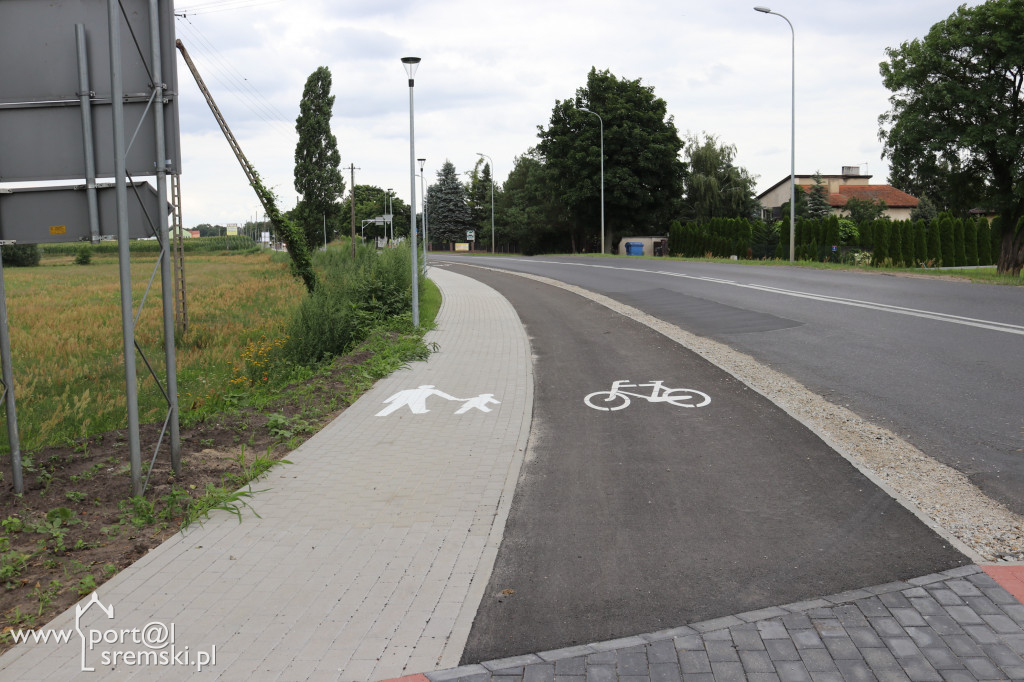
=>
[401,57,421,81]
[418,158,426,171]
[754,6,772,12]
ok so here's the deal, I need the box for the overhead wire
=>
[175,15,294,139]
[174,0,284,16]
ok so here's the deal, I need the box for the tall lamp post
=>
[476,153,494,253]
[755,5,795,262]
[418,158,428,266]
[401,57,421,327]
[579,107,605,255]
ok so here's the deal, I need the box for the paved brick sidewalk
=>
[0,268,533,681]
[408,565,1024,682]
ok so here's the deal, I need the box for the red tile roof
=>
[829,185,919,208]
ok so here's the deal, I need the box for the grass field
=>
[2,251,305,452]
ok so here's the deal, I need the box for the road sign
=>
[467,230,475,241]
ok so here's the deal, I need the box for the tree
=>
[294,66,345,248]
[427,161,473,246]
[806,171,832,219]
[844,196,888,224]
[910,196,938,222]
[537,68,685,252]
[497,149,569,255]
[679,133,758,222]
[879,0,1024,274]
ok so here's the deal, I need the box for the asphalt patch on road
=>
[447,265,968,664]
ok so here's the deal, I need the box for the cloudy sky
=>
[169,0,977,228]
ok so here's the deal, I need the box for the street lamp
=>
[579,107,605,255]
[401,57,421,327]
[386,188,394,243]
[755,5,795,262]
[476,152,494,253]
[418,158,428,265]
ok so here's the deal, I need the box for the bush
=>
[74,245,92,265]
[1,244,40,267]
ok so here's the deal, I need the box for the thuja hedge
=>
[667,214,997,268]
[40,235,259,256]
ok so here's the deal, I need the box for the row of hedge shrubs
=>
[39,235,259,256]
[667,214,1006,268]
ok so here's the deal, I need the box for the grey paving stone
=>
[741,650,776,673]
[816,620,849,638]
[678,650,712,674]
[862,648,901,671]
[910,597,947,615]
[829,590,876,605]
[650,662,682,682]
[962,625,1000,645]
[861,597,896,617]
[703,629,733,641]
[937,672,978,682]
[785,600,834,613]
[962,596,1003,616]
[648,641,679,665]
[906,627,944,649]
[485,656,547,671]
[902,588,929,599]
[748,674,781,682]
[706,639,740,662]
[799,648,840,673]
[891,609,929,628]
[453,674,491,682]
[946,607,984,626]
[740,607,795,623]
[908,575,947,587]
[930,590,966,607]
[428,665,491,681]
[766,639,802,662]
[809,609,840,619]
[524,664,555,682]
[645,627,698,642]
[711,660,747,682]
[897,654,943,682]
[918,647,963,671]
[965,573,999,589]
[941,635,985,657]
[1001,664,1024,680]
[835,658,879,682]
[792,629,827,650]
[980,587,1020,606]
[945,581,982,597]
[540,646,598,662]
[982,613,1023,634]
[784,613,815,630]
[494,668,526,676]
[980,642,1024,667]
[871,583,913,596]
[495,676,524,682]
[775,660,813,682]
[620,652,651,676]
[732,629,768,651]
[554,677,584,682]
[836,606,871,629]
[961,657,1003,680]
[923,615,966,636]
[1004,604,1024,625]
[1002,634,1024,656]
[586,664,617,682]
[691,617,745,633]
[587,651,618,665]
[847,627,885,649]
[555,658,587,676]
[873,669,912,682]
[871,617,908,638]
[760,620,792,640]
[619,677,651,682]
[810,673,845,682]
[823,637,864,660]
[678,674,714,682]
[591,637,648,652]
[879,592,913,609]
[886,637,922,658]
[674,635,704,652]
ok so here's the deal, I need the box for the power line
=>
[174,0,284,17]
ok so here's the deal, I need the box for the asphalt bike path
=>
[441,264,967,664]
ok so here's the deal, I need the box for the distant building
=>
[757,166,919,221]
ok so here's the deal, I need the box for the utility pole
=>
[349,163,359,258]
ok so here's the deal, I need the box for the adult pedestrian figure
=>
[375,385,459,416]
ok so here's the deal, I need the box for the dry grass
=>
[2,251,304,451]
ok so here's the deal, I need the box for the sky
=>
[160,0,978,227]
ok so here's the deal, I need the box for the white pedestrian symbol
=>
[376,386,501,416]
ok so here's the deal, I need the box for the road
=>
[442,264,968,663]
[435,255,1024,517]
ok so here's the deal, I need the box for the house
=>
[757,166,919,221]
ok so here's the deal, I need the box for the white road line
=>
[439,257,1024,336]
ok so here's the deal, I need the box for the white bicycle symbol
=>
[584,380,711,412]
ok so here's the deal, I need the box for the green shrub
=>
[74,245,92,265]
[2,244,40,267]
